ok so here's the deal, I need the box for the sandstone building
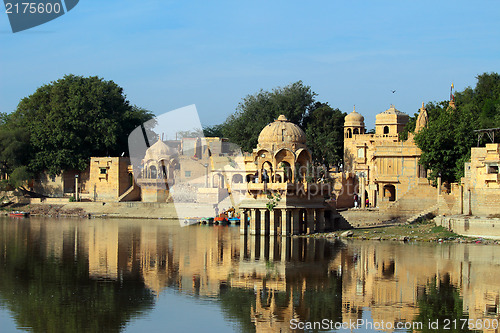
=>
[238,115,335,236]
[338,104,433,213]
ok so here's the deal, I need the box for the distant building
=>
[462,143,500,216]
[338,104,433,213]
[31,136,238,205]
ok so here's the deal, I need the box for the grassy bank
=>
[314,219,500,244]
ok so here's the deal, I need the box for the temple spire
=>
[448,82,456,109]
[415,102,428,134]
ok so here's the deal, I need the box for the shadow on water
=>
[0,219,155,333]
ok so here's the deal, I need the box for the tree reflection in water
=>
[0,221,155,333]
[415,273,470,332]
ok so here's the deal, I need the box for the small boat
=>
[9,211,29,217]
[200,217,214,225]
[214,216,228,225]
[228,217,240,225]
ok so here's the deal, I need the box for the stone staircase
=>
[117,183,140,202]
[405,203,439,224]
[382,183,437,217]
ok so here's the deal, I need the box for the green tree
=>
[6,75,153,176]
[220,81,317,152]
[303,102,346,167]
[203,124,224,137]
[414,102,475,183]
[413,73,500,183]
[216,81,346,168]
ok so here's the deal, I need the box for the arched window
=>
[383,184,396,201]
[383,126,389,134]
[281,161,292,182]
[346,128,352,138]
[353,128,359,135]
[150,166,157,179]
[232,174,243,184]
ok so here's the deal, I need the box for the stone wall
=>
[87,157,132,201]
[435,215,500,239]
[464,188,500,217]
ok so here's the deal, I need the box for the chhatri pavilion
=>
[239,115,336,236]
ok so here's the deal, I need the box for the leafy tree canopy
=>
[218,81,317,152]
[0,74,153,177]
[303,102,346,167]
[213,81,345,166]
[411,72,500,183]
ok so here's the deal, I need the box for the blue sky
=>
[1,0,499,129]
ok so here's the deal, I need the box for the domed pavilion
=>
[239,115,337,236]
[137,138,179,202]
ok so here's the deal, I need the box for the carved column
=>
[249,209,257,235]
[260,209,267,236]
[281,209,289,236]
[317,208,325,232]
[291,209,300,235]
[240,210,248,235]
[269,209,276,236]
[306,208,314,234]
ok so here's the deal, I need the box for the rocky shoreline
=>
[309,220,500,245]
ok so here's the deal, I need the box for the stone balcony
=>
[239,182,332,196]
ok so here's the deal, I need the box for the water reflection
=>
[0,218,155,333]
[0,218,499,332]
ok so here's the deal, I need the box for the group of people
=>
[353,193,369,208]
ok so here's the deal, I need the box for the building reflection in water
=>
[1,218,500,332]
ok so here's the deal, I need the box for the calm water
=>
[0,217,499,332]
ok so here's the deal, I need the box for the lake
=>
[0,217,499,332]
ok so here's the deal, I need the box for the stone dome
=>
[344,107,365,127]
[375,104,409,124]
[258,115,306,145]
[143,138,176,162]
[379,104,406,116]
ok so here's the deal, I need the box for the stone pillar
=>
[361,177,366,209]
[281,209,289,236]
[260,209,267,236]
[291,209,300,235]
[240,210,248,235]
[249,235,256,261]
[437,177,442,196]
[75,175,79,202]
[459,185,464,214]
[249,209,257,235]
[317,208,325,232]
[269,209,276,236]
[306,209,314,234]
